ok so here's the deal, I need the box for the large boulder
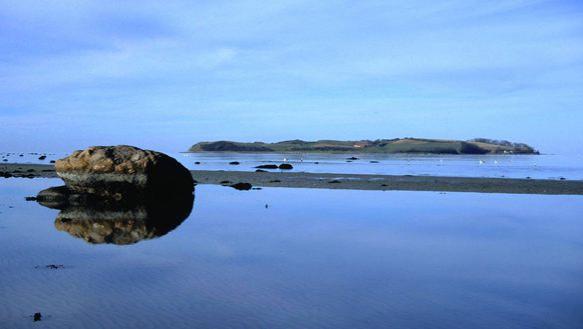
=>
[55,146,193,196]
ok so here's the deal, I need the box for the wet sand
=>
[2,163,583,195]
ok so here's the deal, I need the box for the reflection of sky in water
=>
[1,179,583,328]
[4,152,583,180]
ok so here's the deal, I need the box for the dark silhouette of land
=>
[189,138,538,154]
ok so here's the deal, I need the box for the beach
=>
[2,163,583,195]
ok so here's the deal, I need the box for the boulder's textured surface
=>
[55,146,193,196]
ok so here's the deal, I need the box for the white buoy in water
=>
[479,160,485,165]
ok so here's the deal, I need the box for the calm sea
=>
[1,178,582,328]
[4,152,583,180]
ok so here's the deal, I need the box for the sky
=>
[1,0,582,154]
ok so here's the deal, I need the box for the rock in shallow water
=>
[278,163,293,170]
[255,164,278,169]
[55,145,193,196]
[230,182,252,190]
[37,185,102,209]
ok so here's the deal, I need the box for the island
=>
[188,138,538,154]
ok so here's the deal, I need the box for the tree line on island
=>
[188,138,538,155]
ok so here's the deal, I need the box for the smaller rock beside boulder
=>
[278,163,293,170]
[36,185,102,209]
[230,182,252,190]
[255,164,278,169]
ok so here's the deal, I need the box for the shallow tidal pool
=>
[1,178,582,328]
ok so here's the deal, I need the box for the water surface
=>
[1,178,582,328]
[4,152,583,180]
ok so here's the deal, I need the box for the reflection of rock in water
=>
[37,186,194,245]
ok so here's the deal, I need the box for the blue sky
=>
[1,0,582,153]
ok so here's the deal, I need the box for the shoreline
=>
[2,163,583,195]
[180,151,542,155]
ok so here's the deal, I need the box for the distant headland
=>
[188,138,538,155]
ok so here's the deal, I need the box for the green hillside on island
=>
[188,138,538,154]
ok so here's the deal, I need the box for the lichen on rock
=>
[55,145,193,197]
